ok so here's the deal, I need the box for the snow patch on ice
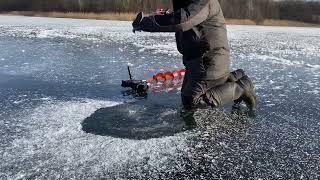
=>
[307,90,319,95]
[272,86,284,90]
[266,103,276,107]
[305,64,320,70]
[133,42,180,57]
[127,62,134,67]
[252,54,304,66]
[2,98,189,178]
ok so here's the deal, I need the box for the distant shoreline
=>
[1,11,319,27]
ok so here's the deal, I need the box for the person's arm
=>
[133,0,218,33]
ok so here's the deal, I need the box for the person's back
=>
[173,0,230,81]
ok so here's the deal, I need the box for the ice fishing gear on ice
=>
[121,66,186,96]
[145,69,186,83]
[121,66,149,95]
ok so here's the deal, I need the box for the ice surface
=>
[0,15,319,179]
[1,99,190,179]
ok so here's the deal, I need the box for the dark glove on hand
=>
[132,12,144,33]
[132,12,159,33]
[139,16,159,32]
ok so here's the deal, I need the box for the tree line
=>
[0,0,319,23]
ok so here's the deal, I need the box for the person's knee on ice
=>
[188,75,256,111]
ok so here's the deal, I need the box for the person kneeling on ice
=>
[132,0,256,113]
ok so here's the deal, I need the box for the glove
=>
[132,12,160,33]
[132,12,144,33]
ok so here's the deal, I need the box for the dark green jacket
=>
[140,0,230,80]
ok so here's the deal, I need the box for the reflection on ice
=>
[82,101,187,140]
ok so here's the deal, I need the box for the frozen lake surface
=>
[0,15,319,179]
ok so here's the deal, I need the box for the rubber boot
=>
[234,75,257,111]
[197,75,256,111]
[228,69,246,82]
[200,82,244,108]
[180,108,197,129]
